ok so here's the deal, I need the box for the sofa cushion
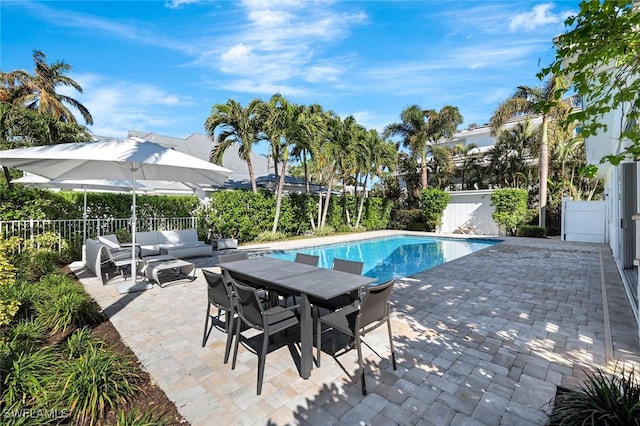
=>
[159,230,183,245]
[136,231,160,246]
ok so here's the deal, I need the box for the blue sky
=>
[2,1,578,155]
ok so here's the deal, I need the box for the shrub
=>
[2,347,60,407]
[312,226,335,237]
[0,279,39,324]
[36,273,103,333]
[549,365,640,425]
[407,222,428,231]
[116,408,168,426]
[16,248,61,282]
[66,327,103,360]
[0,319,45,361]
[491,189,528,236]
[58,344,140,425]
[254,231,288,242]
[516,225,546,238]
[420,188,450,231]
[389,209,423,230]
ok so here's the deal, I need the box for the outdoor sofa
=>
[97,229,212,258]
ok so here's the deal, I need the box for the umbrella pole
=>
[131,169,138,285]
[82,186,88,264]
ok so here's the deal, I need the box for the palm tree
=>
[354,129,397,228]
[0,52,92,188]
[486,120,539,189]
[384,105,463,190]
[490,76,570,228]
[261,94,312,233]
[13,50,93,125]
[205,98,263,193]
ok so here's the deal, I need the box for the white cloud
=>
[63,73,194,137]
[509,4,569,32]
[165,0,201,9]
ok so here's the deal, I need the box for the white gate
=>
[561,198,607,243]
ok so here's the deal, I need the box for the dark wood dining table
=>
[220,256,376,379]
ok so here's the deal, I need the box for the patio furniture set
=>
[86,230,206,288]
[202,253,397,396]
[85,233,397,395]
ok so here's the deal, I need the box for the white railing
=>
[0,217,199,256]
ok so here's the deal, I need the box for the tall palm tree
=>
[453,142,480,190]
[384,105,463,190]
[205,98,263,193]
[14,50,93,125]
[486,120,539,189]
[354,129,397,228]
[490,76,569,228]
[1,52,92,188]
[261,94,311,233]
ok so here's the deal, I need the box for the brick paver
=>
[72,231,640,425]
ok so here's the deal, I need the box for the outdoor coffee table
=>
[143,255,196,287]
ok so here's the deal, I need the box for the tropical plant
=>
[384,105,463,190]
[116,408,168,426]
[0,50,93,188]
[2,347,59,407]
[549,364,640,426]
[65,327,103,360]
[490,76,571,229]
[490,188,529,235]
[539,0,640,165]
[205,98,263,193]
[420,188,450,231]
[36,272,103,333]
[58,344,140,425]
[486,119,539,189]
[452,142,482,190]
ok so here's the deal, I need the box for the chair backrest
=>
[203,269,233,310]
[218,252,249,264]
[230,279,264,330]
[358,280,395,329]
[332,258,364,275]
[295,253,319,266]
[97,234,120,249]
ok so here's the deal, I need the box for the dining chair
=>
[218,251,272,304]
[281,253,321,307]
[217,252,249,264]
[310,258,364,315]
[201,269,235,364]
[294,253,319,266]
[230,278,300,395]
[316,279,396,395]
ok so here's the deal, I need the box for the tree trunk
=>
[355,174,368,228]
[3,166,13,190]
[320,168,336,228]
[271,159,288,233]
[246,158,258,193]
[539,116,549,229]
[421,161,428,189]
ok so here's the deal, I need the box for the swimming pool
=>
[268,235,500,283]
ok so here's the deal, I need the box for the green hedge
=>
[491,189,528,236]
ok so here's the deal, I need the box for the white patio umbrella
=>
[0,138,233,287]
[12,173,203,263]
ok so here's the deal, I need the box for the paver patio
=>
[71,231,640,425]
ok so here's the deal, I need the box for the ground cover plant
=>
[550,364,640,426]
[0,236,184,425]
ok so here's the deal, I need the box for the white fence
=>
[0,217,199,256]
[561,198,607,243]
[438,190,499,235]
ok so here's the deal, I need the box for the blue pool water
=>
[268,235,499,283]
